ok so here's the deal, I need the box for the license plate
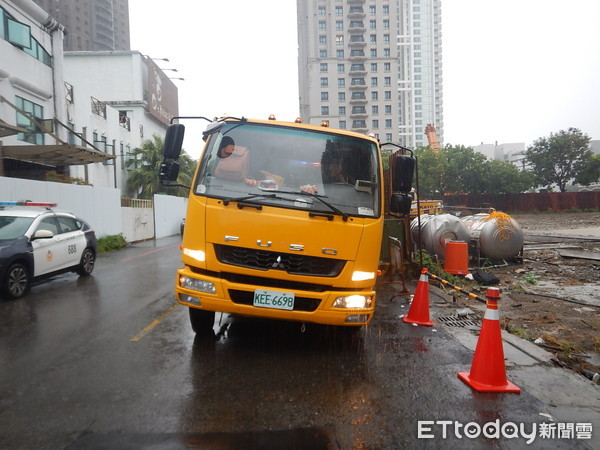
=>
[253,289,295,310]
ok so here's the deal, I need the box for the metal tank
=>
[461,213,524,260]
[410,214,470,258]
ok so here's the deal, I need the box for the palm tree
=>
[127,134,196,199]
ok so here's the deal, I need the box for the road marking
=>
[130,303,179,342]
[121,244,178,263]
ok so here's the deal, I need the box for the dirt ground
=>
[437,211,600,377]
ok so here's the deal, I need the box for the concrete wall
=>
[153,194,187,239]
[0,176,185,240]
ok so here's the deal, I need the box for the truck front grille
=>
[214,244,345,277]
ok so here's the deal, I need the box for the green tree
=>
[414,146,451,197]
[525,128,592,192]
[482,160,535,194]
[445,145,489,194]
[574,153,600,186]
[127,135,196,199]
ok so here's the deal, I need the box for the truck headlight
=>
[333,295,372,308]
[179,275,215,294]
[182,248,206,262]
[351,270,375,281]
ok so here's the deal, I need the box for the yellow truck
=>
[160,116,413,334]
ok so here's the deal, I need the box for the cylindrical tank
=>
[461,212,524,260]
[410,214,470,258]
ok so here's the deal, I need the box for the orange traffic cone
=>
[458,287,520,393]
[403,268,433,326]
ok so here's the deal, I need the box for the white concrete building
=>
[63,51,179,192]
[0,0,114,180]
[297,0,443,148]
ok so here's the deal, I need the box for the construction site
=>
[414,210,600,380]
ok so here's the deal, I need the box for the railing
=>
[121,198,153,208]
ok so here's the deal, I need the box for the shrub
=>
[97,234,128,253]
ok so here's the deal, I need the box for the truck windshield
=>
[194,122,381,218]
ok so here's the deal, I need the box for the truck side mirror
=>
[159,160,180,181]
[390,192,412,215]
[390,154,415,193]
[163,124,185,160]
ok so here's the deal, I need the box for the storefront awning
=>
[1,143,116,166]
[0,119,28,137]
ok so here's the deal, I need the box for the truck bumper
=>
[175,267,376,327]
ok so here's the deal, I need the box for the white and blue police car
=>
[0,201,97,299]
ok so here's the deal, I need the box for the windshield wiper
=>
[278,190,349,222]
[222,193,278,206]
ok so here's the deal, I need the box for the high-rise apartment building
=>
[33,0,130,51]
[297,0,443,148]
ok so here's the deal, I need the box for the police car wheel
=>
[76,248,96,276]
[4,263,30,299]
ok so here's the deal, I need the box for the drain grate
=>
[437,314,480,328]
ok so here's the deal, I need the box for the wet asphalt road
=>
[0,236,585,449]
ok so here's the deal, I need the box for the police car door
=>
[31,216,65,276]
[55,215,86,268]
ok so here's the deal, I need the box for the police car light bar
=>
[0,201,57,207]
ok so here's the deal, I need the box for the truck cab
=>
[161,116,410,334]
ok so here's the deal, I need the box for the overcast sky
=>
[129,0,600,158]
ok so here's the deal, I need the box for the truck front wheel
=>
[188,308,215,334]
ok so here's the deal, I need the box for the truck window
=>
[194,123,381,217]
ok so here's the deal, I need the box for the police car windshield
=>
[0,216,35,240]
[194,122,381,218]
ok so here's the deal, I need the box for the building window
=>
[371,91,378,100]
[336,21,343,31]
[339,106,346,116]
[370,63,377,71]
[337,78,345,87]
[320,63,328,72]
[335,6,343,15]
[385,105,392,114]
[372,119,379,129]
[370,49,377,57]
[15,96,44,145]
[384,62,391,72]
[318,6,326,15]
[336,49,344,58]
[386,133,393,141]
[319,35,327,45]
[91,96,106,118]
[383,34,390,44]
[372,105,379,115]
[383,5,389,14]
[384,91,392,100]
[321,106,329,115]
[385,119,392,128]
[384,48,390,57]
[370,20,376,30]
[383,19,390,30]
[320,77,328,87]
[336,35,344,45]
[321,92,329,101]
[369,6,376,15]
[370,77,378,86]
[318,21,326,31]
[337,63,345,73]
[320,49,327,58]
[338,92,345,101]
[384,77,391,86]
[370,34,376,44]
[339,120,346,129]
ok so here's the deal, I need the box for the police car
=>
[0,201,97,299]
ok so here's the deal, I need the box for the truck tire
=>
[189,308,215,334]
